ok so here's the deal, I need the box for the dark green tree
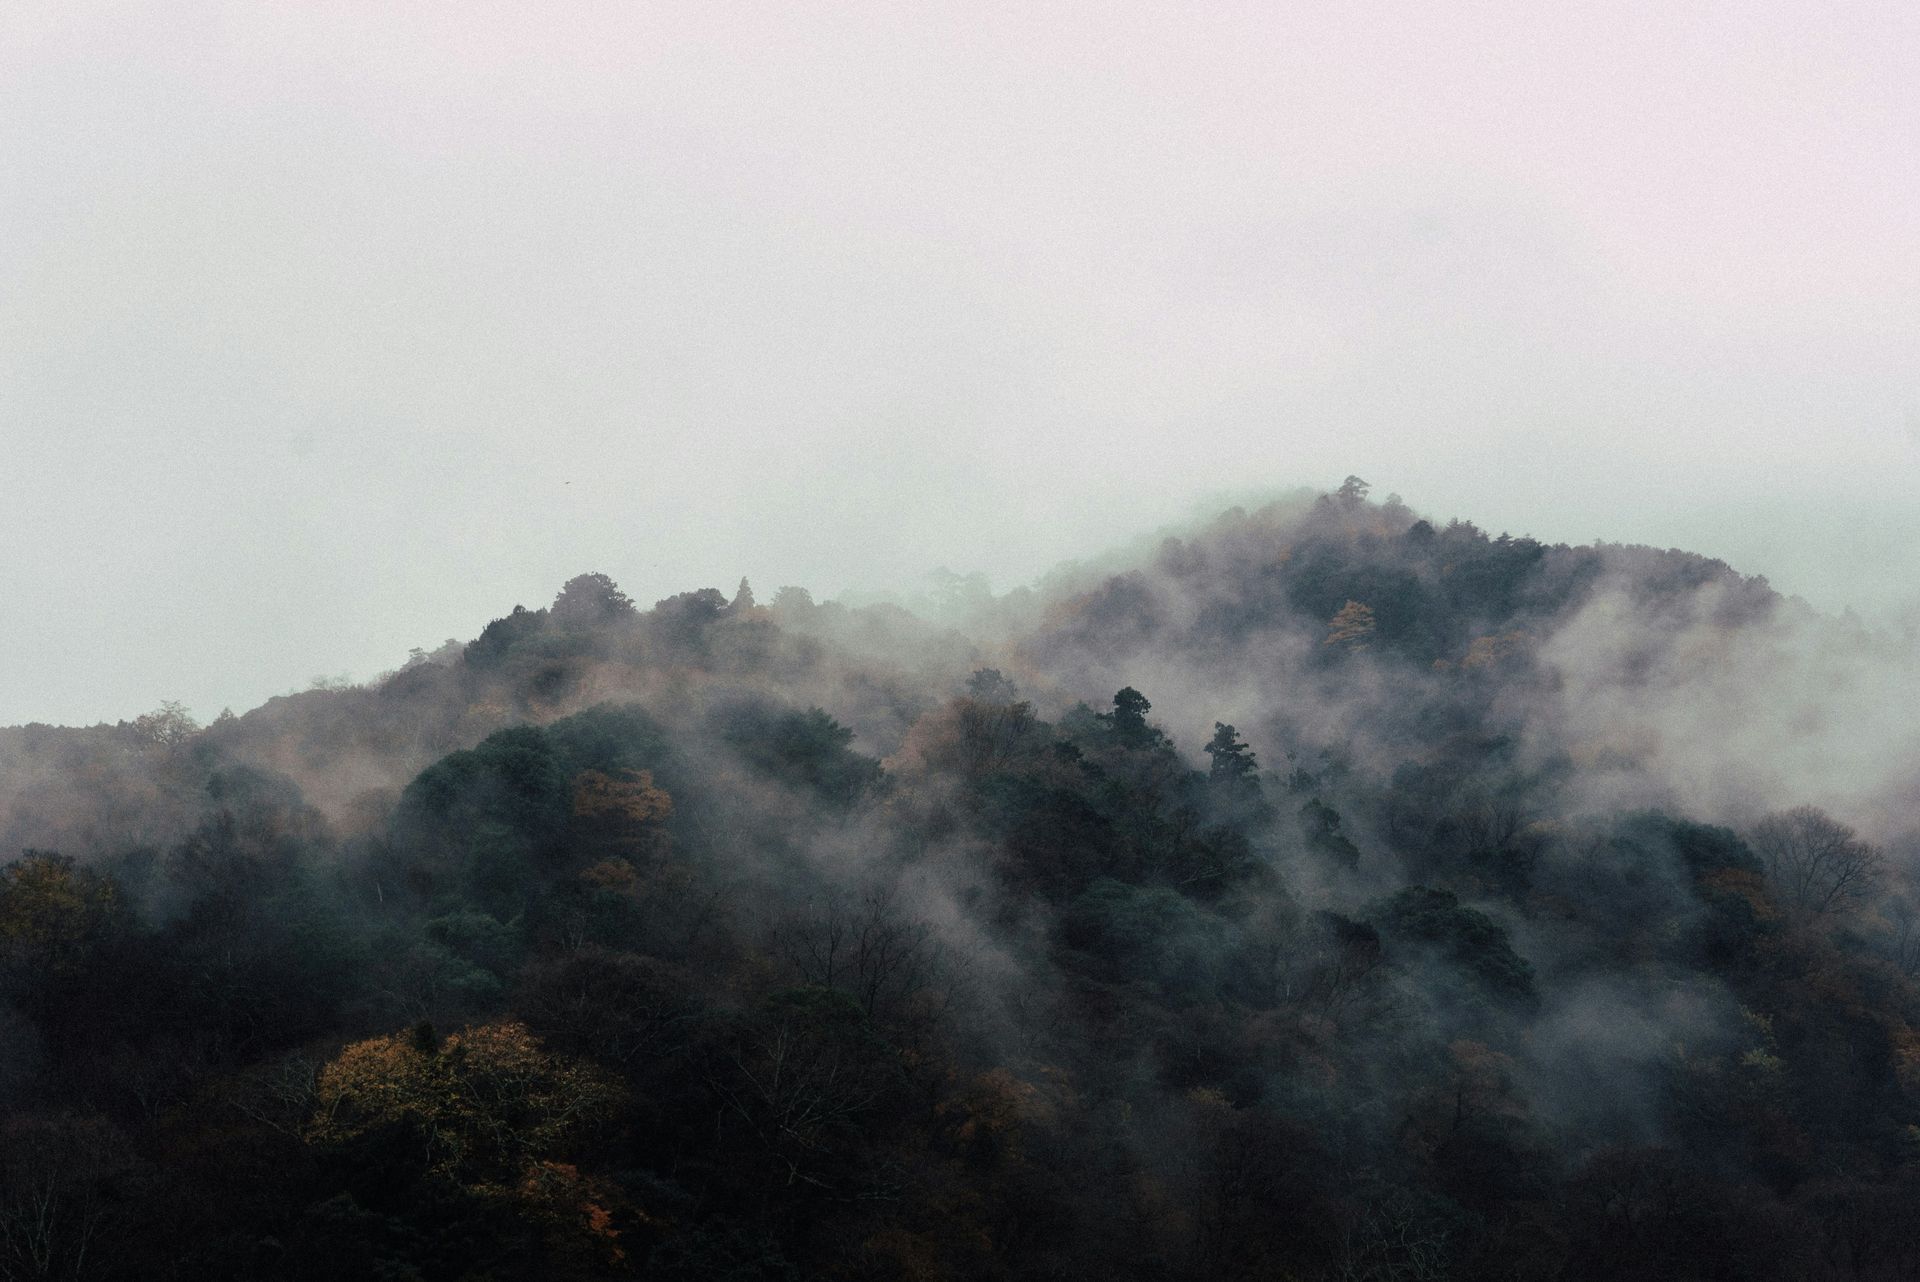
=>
[1204,723,1258,786]
[1102,687,1154,748]
[551,572,636,626]
[1298,797,1360,866]
[1204,723,1272,831]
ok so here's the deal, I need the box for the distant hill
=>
[3,482,1918,1280]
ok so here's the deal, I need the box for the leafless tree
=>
[1884,894,1920,977]
[701,990,903,1197]
[1337,1184,1452,1281]
[127,700,198,750]
[1450,797,1533,862]
[0,1115,132,1282]
[773,887,956,1043]
[1748,805,1884,921]
[1255,911,1388,1027]
[952,697,1040,779]
[515,948,700,1069]
[226,1052,325,1138]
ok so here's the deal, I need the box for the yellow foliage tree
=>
[309,1019,624,1184]
[571,768,673,864]
[935,1067,1063,1168]
[0,853,128,987]
[571,769,672,826]
[1324,600,1377,650]
[1459,630,1530,672]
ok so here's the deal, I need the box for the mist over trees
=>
[3,484,1919,1279]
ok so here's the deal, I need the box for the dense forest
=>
[4,480,1920,1280]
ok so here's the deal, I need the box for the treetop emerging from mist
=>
[552,572,636,626]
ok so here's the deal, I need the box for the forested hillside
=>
[4,482,1918,1280]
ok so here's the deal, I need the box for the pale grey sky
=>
[2,1,1916,726]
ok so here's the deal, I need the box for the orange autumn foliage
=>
[572,768,673,826]
[1324,600,1376,650]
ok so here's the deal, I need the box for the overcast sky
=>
[2,0,1915,726]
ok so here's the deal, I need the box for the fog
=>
[3,0,1916,727]
[0,483,1915,1275]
